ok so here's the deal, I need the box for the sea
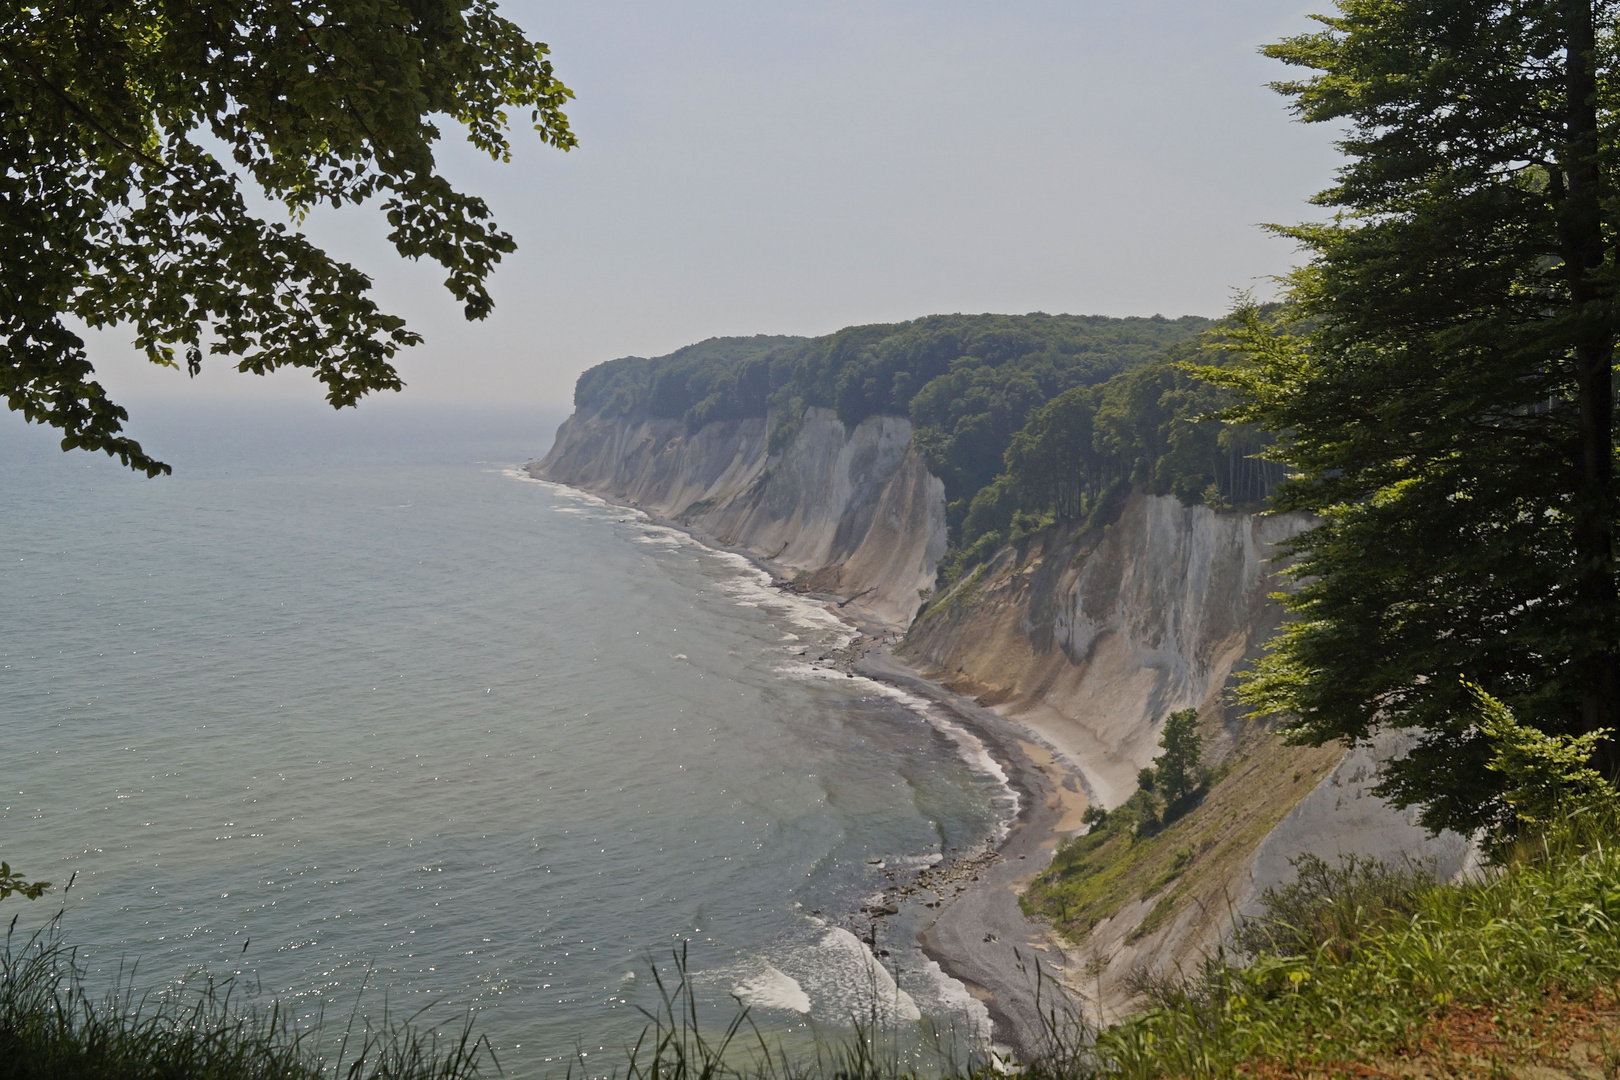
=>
[0,401,1013,1076]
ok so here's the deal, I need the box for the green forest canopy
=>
[572,312,1282,573]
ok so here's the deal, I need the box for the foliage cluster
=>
[1080,708,1211,841]
[1135,709,1210,823]
[0,865,49,903]
[3,0,575,475]
[1227,852,1435,963]
[941,341,1282,580]
[572,335,808,429]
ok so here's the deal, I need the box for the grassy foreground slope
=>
[1082,821,1620,1079]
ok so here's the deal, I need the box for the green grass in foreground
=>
[7,816,1620,1079]
[0,922,493,1080]
[1087,814,1620,1079]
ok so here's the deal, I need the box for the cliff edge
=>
[905,493,1310,808]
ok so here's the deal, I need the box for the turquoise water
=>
[0,403,1008,1075]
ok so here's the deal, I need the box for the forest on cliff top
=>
[570,312,1282,577]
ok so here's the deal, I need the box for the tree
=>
[2,0,575,475]
[1214,0,1620,836]
[1130,708,1209,834]
[1153,708,1207,814]
[1004,386,1103,521]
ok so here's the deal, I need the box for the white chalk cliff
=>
[903,493,1313,808]
[534,406,947,628]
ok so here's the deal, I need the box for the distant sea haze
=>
[0,402,1008,1075]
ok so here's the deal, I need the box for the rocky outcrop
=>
[533,406,946,627]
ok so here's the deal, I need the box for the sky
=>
[87,0,1341,413]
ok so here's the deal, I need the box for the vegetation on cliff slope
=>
[1081,690,1620,1079]
[1021,705,1340,951]
[1087,816,1620,1079]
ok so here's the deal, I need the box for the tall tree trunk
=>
[1563,0,1619,773]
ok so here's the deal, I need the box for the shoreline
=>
[524,464,1086,1060]
[856,647,1085,1059]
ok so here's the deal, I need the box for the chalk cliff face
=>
[903,494,1312,809]
[534,406,947,627]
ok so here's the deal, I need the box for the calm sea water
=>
[0,402,1008,1075]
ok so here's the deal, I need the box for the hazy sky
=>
[91,1,1340,412]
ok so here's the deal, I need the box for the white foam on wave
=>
[732,964,812,1014]
[513,473,613,509]
[782,603,856,639]
[916,955,991,1039]
[499,466,549,487]
[766,629,1018,843]
[785,926,922,1025]
[772,660,860,682]
[702,547,761,573]
[709,569,857,645]
[856,679,1017,830]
